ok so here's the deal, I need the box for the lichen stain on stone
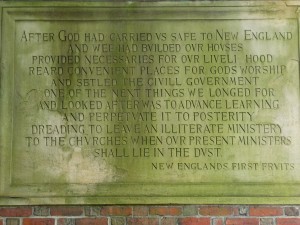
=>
[65,150,119,183]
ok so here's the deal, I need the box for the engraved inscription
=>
[11,19,299,184]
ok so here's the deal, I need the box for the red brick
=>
[50,207,83,216]
[178,218,210,225]
[133,206,149,216]
[23,218,54,225]
[127,218,159,225]
[277,218,300,225]
[249,207,283,216]
[0,219,2,225]
[149,206,182,216]
[199,206,233,216]
[75,218,108,225]
[226,218,259,225]
[0,207,32,217]
[100,206,132,216]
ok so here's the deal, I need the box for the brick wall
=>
[0,205,299,225]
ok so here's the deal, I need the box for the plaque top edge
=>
[0,0,298,8]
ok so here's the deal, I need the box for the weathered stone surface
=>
[33,207,50,216]
[6,219,20,225]
[284,207,300,216]
[0,1,300,204]
[260,218,274,225]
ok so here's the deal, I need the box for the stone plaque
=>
[1,1,300,204]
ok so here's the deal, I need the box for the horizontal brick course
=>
[178,217,210,225]
[199,206,234,216]
[277,218,300,225]
[149,206,182,216]
[0,205,298,225]
[100,206,132,216]
[23,218,54,225]
[0,207,32,217]
[226,218,259,225]
[249,207,283,216]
